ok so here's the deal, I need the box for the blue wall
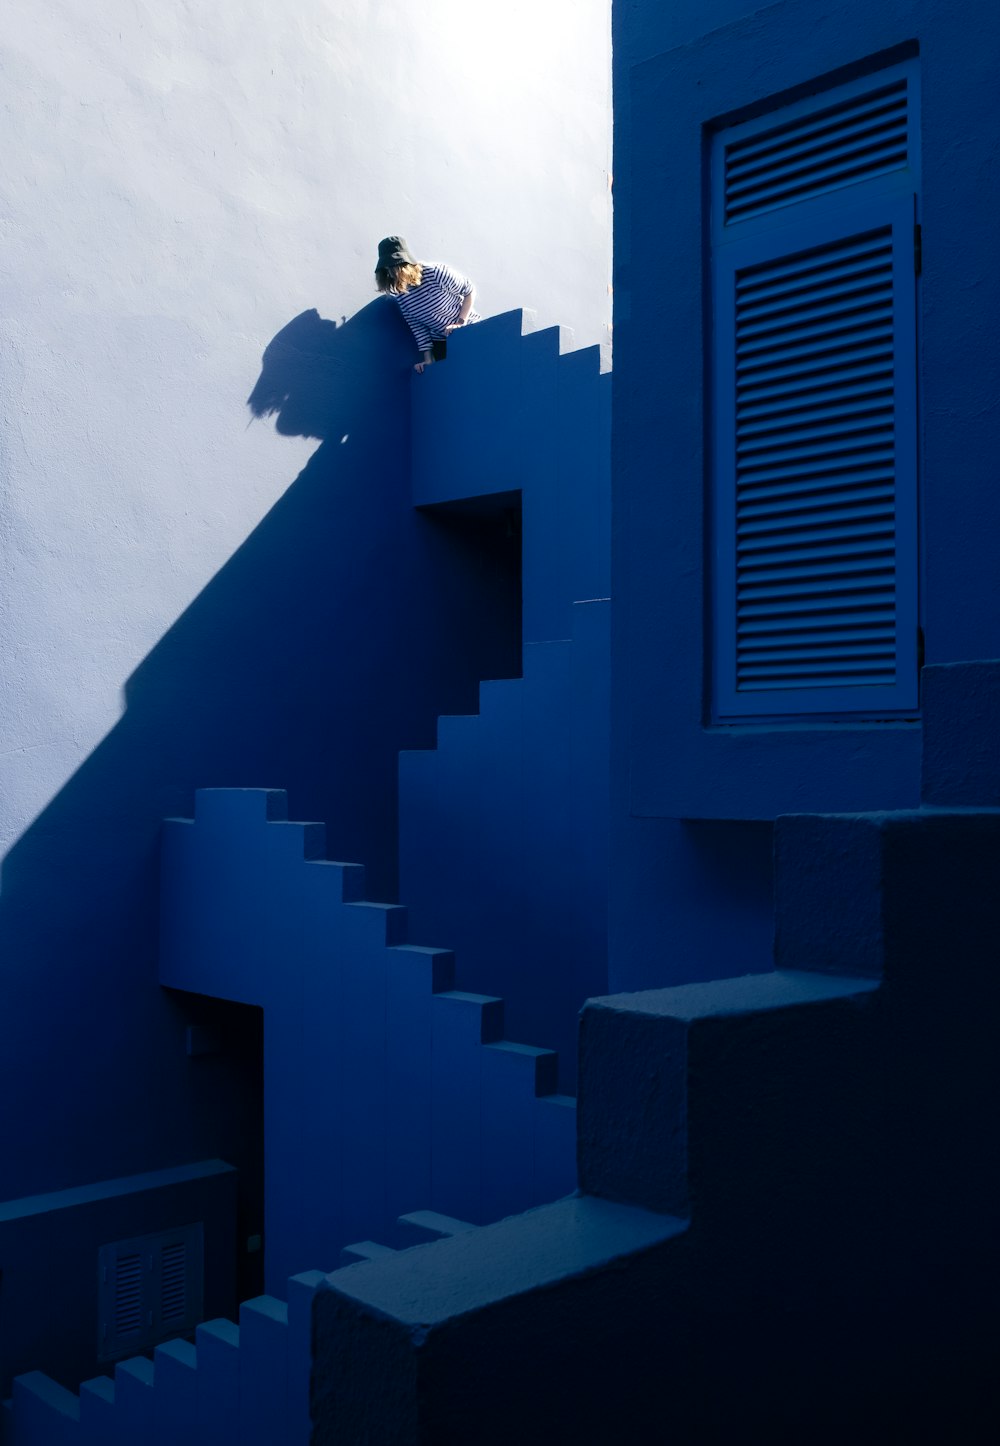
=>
[0,1163,236,1395]
[610,0,1000,993]
[405,316,611,1079]
[0,300,523,1376]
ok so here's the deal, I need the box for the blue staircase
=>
[9,667,1000,1437]
[399,598,609,1087]
[3,1215,475,1446]
[159,787,576,1292]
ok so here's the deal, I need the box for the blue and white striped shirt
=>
[393,263,480,354]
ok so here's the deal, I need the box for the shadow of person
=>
[247,300,415,440]
[0,294,519,1346]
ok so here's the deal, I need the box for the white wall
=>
[0,0,611,854]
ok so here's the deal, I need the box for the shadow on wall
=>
[247,306,396,441]
[0,299,522,1288]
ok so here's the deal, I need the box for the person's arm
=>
[404,313,434,372]
[437,263,476,334]
[455,288,475,325]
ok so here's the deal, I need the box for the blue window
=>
[711,61,920,720]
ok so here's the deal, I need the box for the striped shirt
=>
[393,263,480,354]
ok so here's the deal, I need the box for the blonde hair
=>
[375,262,424,295]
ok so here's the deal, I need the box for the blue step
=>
[238,1297,288,1446]
[8,1374,79,1445]
[151,1339,197,1443]
[195,1319,240,1444]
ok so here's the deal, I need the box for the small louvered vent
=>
[734,226,897,693]
[724,78,908,225]
[98,1222,204,1361]
[113,1252,143,1337]
[161,1241,188,1324]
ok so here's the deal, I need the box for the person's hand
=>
[443,320,465,336]
[414,352,435,373]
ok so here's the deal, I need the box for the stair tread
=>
[592,968,880,1023]
[436,989,504,1006]
[397,1210,476,1236]
[116,1356,154,1384]
[322,1197,683,1327]
[13,1372,81,1417]
[484,1039,556,1059]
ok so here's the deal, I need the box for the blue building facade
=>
[4,1,1000,1442]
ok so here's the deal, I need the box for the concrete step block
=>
[238,1297,288,1446]
[151,1338,197,1444]
[385,949,455,1228]
[192,786,288,825]
[77,1377,115,1445]
[579,970,881,1221]
[431,992,505,1222]
[112,1357,154,1440]
[302,858,367,902]
[921,660,1000,806]
[340,900,408,948]
[339,1240,399,1265]
[311,1198,683,1445]
[194,1319,240,1445]
[395,1211,476,1248]
[775,807,1000,987]
[535,1093,578,1204]
[482,1042,560,1220]
[286,1271,326,1446]
[9,1374,80,1445]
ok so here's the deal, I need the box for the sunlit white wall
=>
[0,0,611,854]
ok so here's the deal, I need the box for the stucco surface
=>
[0,0,611,853]
[0,0,611,1285]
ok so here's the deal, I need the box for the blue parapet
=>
[194,1319,240,1445]
[78,1377,115,1445]
[286,1271,326,1446]
[8,1374,80,1446]
[237,1297,288,1446]
[151,1339,198,1444]
[6,1266,325,1446]
[411,312,610,647]
[111,1357,155,1442]
[0,1161,236,1405]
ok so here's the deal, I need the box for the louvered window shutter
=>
[98,1223,204,1360]
[711,62,920,719]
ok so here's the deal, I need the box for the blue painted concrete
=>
[111,1357,155,1442]
[238,1297,289,1446]
[150,1339,198,1444]
[404,314,611,1075]
[412,314,611,646]
[610,0,1000,995]
[399,601,610,1083]
[9,0,1000,1439]
[312,794,1000,1441]
[0,297,523,1382]
[8,1375,80,1446]
[77,1378,115,1446]
[194,1320,240,1446]
[160,789,577,1290]
[921,660,1000,806]
[0,1162,236,1399]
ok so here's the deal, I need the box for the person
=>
[375,236,480,373]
